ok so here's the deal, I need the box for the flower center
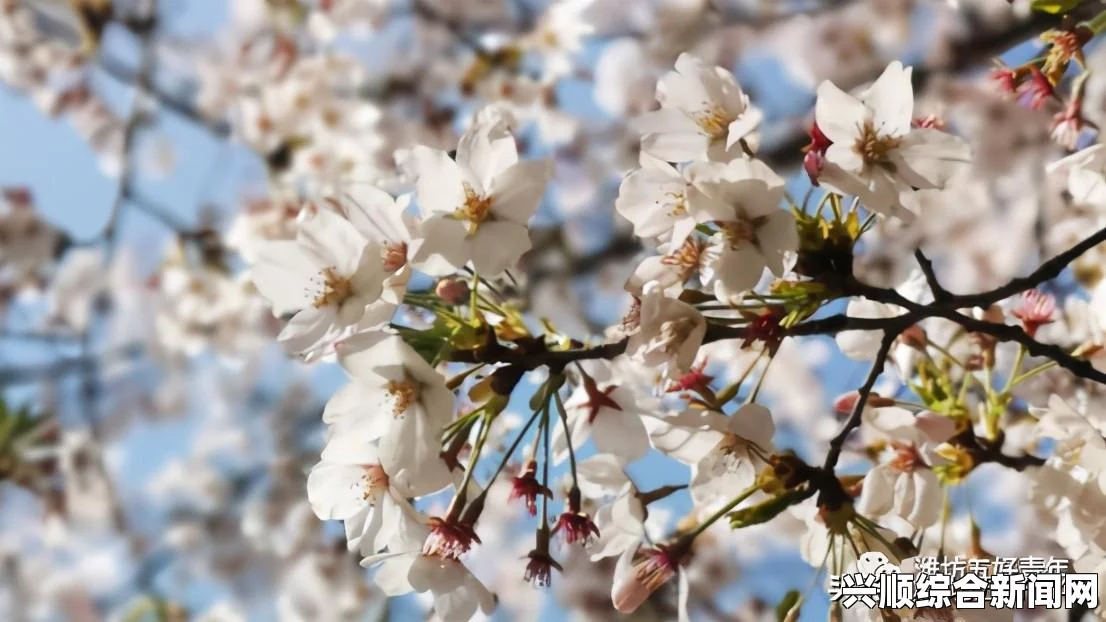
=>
[660,237,705,280]
[385,378,419,417]
[661,190,689,218]
[693,104,734,138]
[853,120,901,166]
[456,183,493,234]
[422,516,481,561]
[888,441,924,473]
[383,241,408,273]
[718,216,765,249]
[657,316,697,353]
[361,464,389,501]
[311,266,353,308]
[717,433,750,458]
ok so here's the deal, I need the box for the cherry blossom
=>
[249,207,388,358]
[813,61,971,221]
[409,110,552,276]
[634,53,762,163]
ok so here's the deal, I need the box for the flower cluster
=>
[10,1,1106,621]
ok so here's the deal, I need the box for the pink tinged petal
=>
[814,80,868,144]
[610,546,639,607]
[489,159,552,225]
[864,61,914,137]
[410,146,466,214]
[250,241,320,315]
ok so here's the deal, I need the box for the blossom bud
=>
[899,324,928,351]
[435,278,470,304]
[611,546,682,614]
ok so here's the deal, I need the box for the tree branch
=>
[822,329,899,470]
[949,225,1106,309]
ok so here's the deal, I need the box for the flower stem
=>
[452,413,491,518]
[684,482,761,542]
[1002,344,1026,393]
[552,388,578,488]
[1082,10,1106,36]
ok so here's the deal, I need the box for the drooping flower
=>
[306,438,423,555]
[509,460,551,516]
[633,53,762,163]
[552,362,662,465]
[855,408,956,529]
[625,284,706,380]
[323,333,454,498]
[362,516,495,621]
[610,544,688,617]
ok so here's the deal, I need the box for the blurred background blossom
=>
[2,0,1106,620]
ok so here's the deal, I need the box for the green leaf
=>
[728,487,815,529]
[1030,0,1082,14]
[775,590,801,622]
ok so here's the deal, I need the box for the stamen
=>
[310,267,353,308]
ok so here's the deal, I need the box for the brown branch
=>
[822,329,899,470]
[844,278,1106,386]
[947,225,1106,308]
[913,248,949,303]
